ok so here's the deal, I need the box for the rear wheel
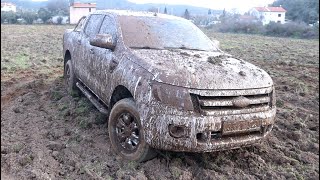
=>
[108,98,157,162]
[64,60,78,95]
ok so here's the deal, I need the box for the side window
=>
[84,14,105,38]
[99,16,117,40]
[74,16,86,32]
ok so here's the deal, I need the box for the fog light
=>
[196,132,208,143]
[168,124,187,138]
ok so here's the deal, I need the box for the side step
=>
[76,82,109,115]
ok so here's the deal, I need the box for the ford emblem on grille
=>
[232,96,251,108]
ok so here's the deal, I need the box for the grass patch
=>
[51,90,63,101]
[58,103,70,118]
[14,53,29,69]
[1,53,29,71]
[74,98,93,115]
[276,99,285,108]
[12,143,24,153]
[170,166,182,179]
[79,118,92,129]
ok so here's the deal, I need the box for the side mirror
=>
[90,34,116,50]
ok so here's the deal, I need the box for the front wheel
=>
[108,98,157,162]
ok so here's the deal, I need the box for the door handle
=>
[109,58,119,72]
[111,59,119,65]
[89,48,94,54]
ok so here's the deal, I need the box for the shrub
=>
[216,20,264,34]
[57,16,63,25]
[1,11,17,24]
[211,20,319,39]
[264,22,318,39]
[18,11,38,24]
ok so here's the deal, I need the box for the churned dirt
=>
[1,25,319,180]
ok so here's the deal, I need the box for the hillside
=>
[2,0,223,16]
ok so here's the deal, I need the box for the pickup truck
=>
[63,10,276,162]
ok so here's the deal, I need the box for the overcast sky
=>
[128,0,276,11]
[31,0,276,12]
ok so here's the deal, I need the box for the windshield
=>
[118,15,218,51]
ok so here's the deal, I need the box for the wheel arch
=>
[109,85,134,110]
[64,50,71,67]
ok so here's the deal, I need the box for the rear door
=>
[71,16,87,78]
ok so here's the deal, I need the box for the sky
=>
[129,0,276,12]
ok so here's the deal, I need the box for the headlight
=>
[151,81,194,111]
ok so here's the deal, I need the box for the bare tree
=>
[164,7,167,14]
[183,9,190,20]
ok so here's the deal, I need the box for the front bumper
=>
[141,103,276,152]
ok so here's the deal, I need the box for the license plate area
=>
[222,119,261,135]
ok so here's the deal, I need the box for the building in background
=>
[249,6,286,25]
[69,2,96,24]
[1,2,17,12]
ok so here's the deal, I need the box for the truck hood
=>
[131,49,273,89]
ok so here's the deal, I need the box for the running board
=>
[76,82,108,114]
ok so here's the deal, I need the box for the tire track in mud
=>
[1,73,137,179]
[1,74,55,178]
[1,68,63,109]
[2,71,318,180]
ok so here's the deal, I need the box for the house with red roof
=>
[70,2,97,24]
[249,6,287,25]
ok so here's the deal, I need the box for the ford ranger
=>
[63,10,276,162]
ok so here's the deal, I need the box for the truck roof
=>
[92,10,185,21]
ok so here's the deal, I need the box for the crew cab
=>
[63,10,276,162]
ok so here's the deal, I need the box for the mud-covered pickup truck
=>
[63,10,276,162]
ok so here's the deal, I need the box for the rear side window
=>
[74,16,86,31]
[84,14,105,38]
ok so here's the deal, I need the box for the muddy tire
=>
[108,98,157,162]
[64,60,78,95]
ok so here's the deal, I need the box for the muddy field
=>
[1,25,319,180]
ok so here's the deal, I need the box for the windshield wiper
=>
[164,46,206,51]
[130,46,164,50]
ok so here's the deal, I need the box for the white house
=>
[249,6,287,25]
[69,2,96,24]
[1,2,16,12]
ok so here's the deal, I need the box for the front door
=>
[79,14,105,88]
[89,15,118,102]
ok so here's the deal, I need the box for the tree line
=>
[1,0,69,24]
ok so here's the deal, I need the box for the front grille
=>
[191,88,273,116]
